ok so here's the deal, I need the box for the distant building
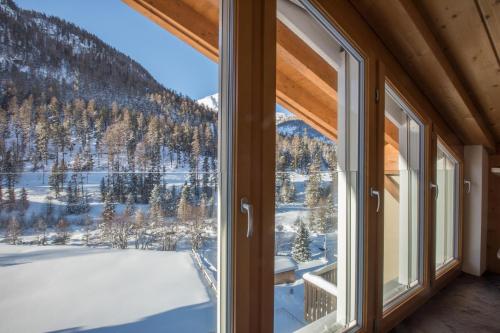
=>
[274,256,297,285]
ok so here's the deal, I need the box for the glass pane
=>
[435,141,458,270]
[0,1,220,332]
[383,86,422,307]
[274,1,363,331]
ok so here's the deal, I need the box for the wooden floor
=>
[392,272,500,333]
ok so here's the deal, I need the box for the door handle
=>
[370,187,380,213]
[240,198,253,238]
[464,180,471,194]
[430,183,439,200]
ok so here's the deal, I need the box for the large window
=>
[382,85,423,308]
[273,1,363,331]
[435,140,458,271]
[0,1,222,332]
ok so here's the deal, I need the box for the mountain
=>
[197,93,219,111]
[0,0,198,112]
[277,119,329,141]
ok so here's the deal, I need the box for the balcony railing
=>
[303,263,337,322]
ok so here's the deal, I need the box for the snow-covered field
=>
[0,244,215,333]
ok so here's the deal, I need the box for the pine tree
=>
[19,187,29,213]
[100,177,107,200]
[305,152,322,209]
[49,162,61,198]
[6,182,16,212]
[0,182,3,211]
[100,190,115,244]
[291,218,311,262]
[275,224,284,255]
[124,193,135,217]
[149,184,164,228]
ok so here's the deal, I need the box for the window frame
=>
[271,0,367,330]
[433,137,462,280]
[381,82,426,313]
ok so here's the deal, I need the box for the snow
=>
[0,2,16,18]
[197,93,219,111]
[302,272,337,296]
[275,255,297,274]
[0,244,216,333]
[274,259,328,333]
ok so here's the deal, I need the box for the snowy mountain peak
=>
[197,93,219,111]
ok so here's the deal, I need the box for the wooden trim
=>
[231,0,277,332]
[373,60,386,333]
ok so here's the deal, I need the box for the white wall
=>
[462,145,489,276]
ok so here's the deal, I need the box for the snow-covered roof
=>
[274,256,297,274]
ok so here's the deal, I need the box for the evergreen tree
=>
[149,184,164,228]
[6,182,16,212]
[124,193,135,217]
[49,162,61,198]
[19,187,29,213]
[0,182,3,211]
[100,190,115,244]
[305,152,322,209]
[100,177,107,200]
[291,218,311,262]
[275,224,284,255]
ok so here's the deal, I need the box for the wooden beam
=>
[351,0,496,151]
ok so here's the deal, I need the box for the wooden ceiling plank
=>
[419,0,500,140]
[351,0,496,150]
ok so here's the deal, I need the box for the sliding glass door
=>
[382,85,424,308]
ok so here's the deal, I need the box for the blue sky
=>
[14,0,218,100]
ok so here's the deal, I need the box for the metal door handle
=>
[370,187,380,213]
[464,180,471,194]
[240,198,253,238]
[430,183,439,200]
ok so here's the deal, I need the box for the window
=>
[435,140,458,271]
[382,85,423,308]
[273,1,364,331]
[0,1,222,332]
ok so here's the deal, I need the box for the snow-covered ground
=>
[0,244,216,333]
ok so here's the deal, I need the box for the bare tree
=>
[35,217,47,245]
[6,217,22,245]
[55,218,70,244]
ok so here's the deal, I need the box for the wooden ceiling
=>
[351,0,500,152]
